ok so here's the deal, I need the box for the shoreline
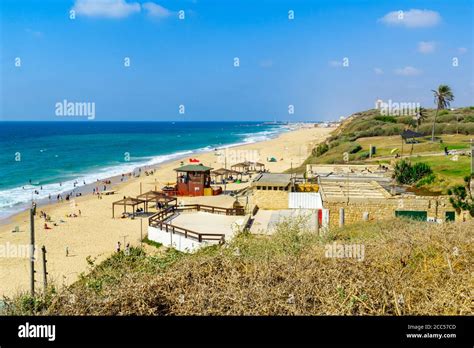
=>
[0,124,293,224]
[0,124,335,297]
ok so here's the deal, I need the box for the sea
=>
[0,121,289,219]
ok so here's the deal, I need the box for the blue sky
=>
[0,0,472,121]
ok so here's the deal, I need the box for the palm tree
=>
[414,107,428,131]
[431,85,454,142]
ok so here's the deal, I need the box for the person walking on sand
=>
[66,247,69,257]
[116,241,121,253]
[125,243,130,256]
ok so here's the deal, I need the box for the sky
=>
[0,0,473,121]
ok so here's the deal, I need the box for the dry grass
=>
[4,218,473,316]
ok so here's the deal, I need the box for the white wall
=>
[148,226,218,253]
[289,192,323,209]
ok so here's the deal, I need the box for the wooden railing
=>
[178,204,245,216]
[148,204,236,243]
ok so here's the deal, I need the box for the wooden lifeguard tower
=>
[174,164,213,196]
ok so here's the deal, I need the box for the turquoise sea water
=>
[0,121,287,217]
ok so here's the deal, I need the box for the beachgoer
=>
[125,243,130,256]
[116,242,121,253]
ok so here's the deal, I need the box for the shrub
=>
[412,162,433,180]
[462,115,474,123]
[396,116,416,125]
[312,143,329,157]
[437,114,457,123]
[356,151,370,160]
[374,116,396,123]
[415,173,436,187]
[448,176,474,217]
[349,144,362,154]
[394,160,432,185]
[394,160,414,184]
[438,110,449,116]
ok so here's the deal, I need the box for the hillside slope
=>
[5,218,472,316]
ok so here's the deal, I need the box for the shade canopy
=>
[211,168,241,175]
[230,161,265,171]
[112,197,146,218]
[174,164,213,172]
[401,130,424,139]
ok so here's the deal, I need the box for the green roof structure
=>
[174,164,213,172]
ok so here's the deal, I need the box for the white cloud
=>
[394,66,422,76]
[458,47,468,54]
[378,9,441,28]
[417,41,436,54]
[329,60,342,67]
[374,67,384,75]
[72,0,140,19]
[142,2,173,18]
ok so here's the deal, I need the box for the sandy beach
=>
[0,125,334,298]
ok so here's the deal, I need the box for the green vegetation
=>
[431,85,455,142]
[142,236,163,249]
[312,143,329,157]
[4,217,472,315]
[448,176,474,217]
[409,156,471,192]
[394,160,433,185]
[291,103,473,194]
[374,115,396,123]
[301,107,473,166]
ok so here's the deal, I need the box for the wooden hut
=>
[175,164,213,196]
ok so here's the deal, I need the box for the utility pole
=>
[41,246,48,293]
[29,206,36,297]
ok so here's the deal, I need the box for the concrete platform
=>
[168,211,246,239]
